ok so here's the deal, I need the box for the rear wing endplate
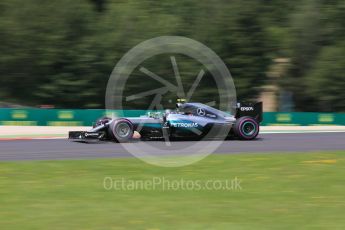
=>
[235,102,263,122]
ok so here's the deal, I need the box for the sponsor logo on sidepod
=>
[171,122,199,128]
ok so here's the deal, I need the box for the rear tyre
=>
[109,119,134,142]
[233,116,259,140]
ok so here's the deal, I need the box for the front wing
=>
[69,131,105,141]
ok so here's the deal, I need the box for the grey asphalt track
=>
[0,132,344,161]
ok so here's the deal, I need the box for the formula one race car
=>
[69,102,262,142]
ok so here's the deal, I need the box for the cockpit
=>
[176,103,229,119]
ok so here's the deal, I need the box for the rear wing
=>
[235,102,263,123]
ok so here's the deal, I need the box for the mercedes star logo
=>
[197,108,206,116]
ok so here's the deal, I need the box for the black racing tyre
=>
[109,119,134,142]
[233,116,259,140]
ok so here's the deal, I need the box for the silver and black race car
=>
[69,102,262,142]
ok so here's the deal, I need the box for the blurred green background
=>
[0,0,344,111]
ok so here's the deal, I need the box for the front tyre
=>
[233,116,259,140]
[109,119,134,142]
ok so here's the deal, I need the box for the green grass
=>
[1,151,345,230]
